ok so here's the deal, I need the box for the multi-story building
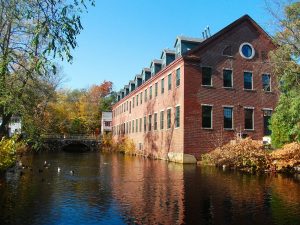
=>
[112,15,278,163]
[101,112,112,135]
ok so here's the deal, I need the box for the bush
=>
[270,142,300,170]
[202,138,270,172]
[0,137,17,172]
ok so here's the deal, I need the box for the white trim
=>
[201,104,213,106]
[262,108,273,111]
[244,106,255,109]
[222,105,234,108]
[239,42,255,59]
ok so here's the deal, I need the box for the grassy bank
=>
[201,138,300,174]
[0,135,28,173]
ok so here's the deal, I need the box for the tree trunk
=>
[0,113,12,138]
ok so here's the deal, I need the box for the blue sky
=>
[61,0,277,91]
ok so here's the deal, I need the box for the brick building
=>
[112,15,278,163]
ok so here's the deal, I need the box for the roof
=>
[187,14,274,57]
[129,80,135,84]
[142,68,151,73]
[150,59,163,67]
[124,85,129,89]
[134,74,142,80]
[160,49,175,59]
[174,36,203,47]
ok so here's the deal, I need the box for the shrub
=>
[270,142,300,170]
[202,138,270,172]
[0,137,17,172]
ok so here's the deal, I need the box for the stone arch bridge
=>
[42,134,101,152]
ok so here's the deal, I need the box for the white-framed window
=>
[244,107,254,130]
[223,69,233,88]
[223,107,233,129]
[262,74,271,92]
[244,71,253,90]
[175,105,180,128]
[202,104,213,129]
[202,67,212,86]
[239,42,255,59]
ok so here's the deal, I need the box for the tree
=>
[0,0,94,137]
[268,1,300,147]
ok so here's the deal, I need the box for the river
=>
[0,151,300,225]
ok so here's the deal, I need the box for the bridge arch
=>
[62,142,90,152]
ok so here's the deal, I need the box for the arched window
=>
[222,45,232,56]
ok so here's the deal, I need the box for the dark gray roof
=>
[134,74,142,80]
[129,80,135,84]
[174,36,203,47]
[142,68,151,73]
[150,59,163,67]
[124,85,129,89]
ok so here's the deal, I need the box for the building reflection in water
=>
[108,153,300,225]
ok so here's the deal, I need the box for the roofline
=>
[188,14,275,56]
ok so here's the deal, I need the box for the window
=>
[167,108,171,129]
[202,105,212,128]
[148,115,152,131]
[202,67,212,86]
[175,106,180,128]
[160,111,164,130]
[132,120,134,133]
[149,86,152,99]
[244,72,253,90]
[161,78,165,94]
[145,89,147,102]
[224,107,233,129]
[262,74,271,92]
[139,118,142,132]
[144,116,146,132]
[136,119,138,132]
[223,69,233,88]
[263,110,272,135]
[129,121,131,133]
[176,68,180,87]
[168,74,172,90]
[154,113,158,130]
[133,97,135,108]
[245,108,254,130]
[140,92,143,104]
[136,95,139,106]
[129,101,131,113]
[239,43,255,59]
[155,82,158,97]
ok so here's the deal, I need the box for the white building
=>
[0,116,22,137]
[101,112,112,135]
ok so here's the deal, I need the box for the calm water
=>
[0,152,300,225]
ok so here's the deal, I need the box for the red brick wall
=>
[183,21,278,159]
[112,59,185,159]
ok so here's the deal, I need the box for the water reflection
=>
[0,152,300,225]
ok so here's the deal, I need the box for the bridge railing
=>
[42,134,99,141]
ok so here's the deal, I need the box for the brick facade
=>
[112,15,278,162]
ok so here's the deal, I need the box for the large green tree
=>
[0,0,94,137]
[269,1,300,147]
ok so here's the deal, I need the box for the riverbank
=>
[201,138,300,174]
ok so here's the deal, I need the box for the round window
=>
[239,43,255,59]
